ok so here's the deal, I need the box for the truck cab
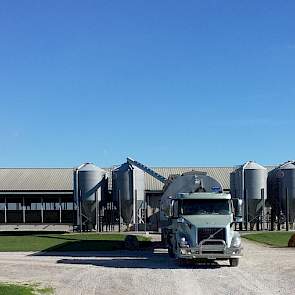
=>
[164,192,242,267]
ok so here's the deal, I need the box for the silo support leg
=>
[270,209,275,231]
[285,188,289,232]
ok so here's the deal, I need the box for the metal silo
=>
[244,161,267,229]
[268,161,295,230]
[281,162,295,227]
[112,163,133,226]
[112,162,145,230]
[74,163,108,231]
[230,161,267,230]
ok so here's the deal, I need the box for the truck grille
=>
[198,227,226,244]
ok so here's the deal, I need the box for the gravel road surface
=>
[0,239,294,295]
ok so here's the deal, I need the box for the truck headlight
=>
[179,237,189,248]
[231,235,241,248]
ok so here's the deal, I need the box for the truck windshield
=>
[180,199,230,215]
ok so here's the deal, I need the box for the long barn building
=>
[0,166,233,231]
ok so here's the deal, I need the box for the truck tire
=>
[161,232,167,247]
[168,245,176,258]
[176,258,187,266]
[229,258,239,267]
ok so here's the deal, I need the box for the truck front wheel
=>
[229,258,239,267]
[168,244,176,258]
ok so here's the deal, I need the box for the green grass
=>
[0,283,53,295]
[243,232,294,247]
[0,233,151,252]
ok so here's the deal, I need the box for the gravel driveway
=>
[0,239,294,295]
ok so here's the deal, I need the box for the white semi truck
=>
[160,173,243,266]
[162,191,242,266]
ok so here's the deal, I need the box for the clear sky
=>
[0,1,294,168]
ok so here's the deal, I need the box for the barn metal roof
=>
[0,168,73,192]
[145,167,234,191]
[0,165,276,193]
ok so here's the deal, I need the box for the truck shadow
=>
[30,239,229,269]
[54,253,227,269]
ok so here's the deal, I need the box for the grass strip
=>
[243,232,294,247]
[0,283,53,295]
[0,233,151,252]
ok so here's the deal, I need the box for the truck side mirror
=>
[168,203,173,218]
[169,200,179,219]
[232,198,243,222]
[168,201,174,218]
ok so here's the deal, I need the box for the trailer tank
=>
[160,171,223,227]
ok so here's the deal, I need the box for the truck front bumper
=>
[177,245,242,260]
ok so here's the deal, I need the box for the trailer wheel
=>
[229,258,239,267]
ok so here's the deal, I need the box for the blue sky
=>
[0,1,294,168]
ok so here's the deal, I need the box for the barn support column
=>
[22,196,25,223]
[59,196,62,223]
[4,197,7,223]
[41,197,44,223]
